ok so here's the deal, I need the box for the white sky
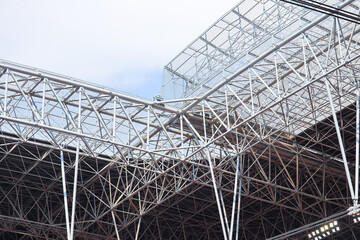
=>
[0,0,239,99]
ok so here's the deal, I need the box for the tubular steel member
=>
[356,85,360,206]
[0,0,360,239]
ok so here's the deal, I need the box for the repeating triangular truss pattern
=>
[1,0,360,239]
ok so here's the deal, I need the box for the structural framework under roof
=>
[1,0,360,239]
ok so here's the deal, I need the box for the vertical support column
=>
[202,101,208,142]
[111,211,120,240]
[219,174,230,234]
[205,150,229,240]
[109,171,120,240]
[135,217,142,240]
[180,115,184,159]
[356,84,360,206]
[225,85,230,128]
[235,155,244,240]
[325,80,355,202]
[249,69,254,114]
[60,150,71,239]
[229,155,240,240]
[41,79,46,123]
[147,106,150,150]
[3,69,8,116]
[70,89,82,240]
[113,97,117,141]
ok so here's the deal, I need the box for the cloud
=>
[0,0,239,99]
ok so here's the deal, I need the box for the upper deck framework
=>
[1,0,360,239]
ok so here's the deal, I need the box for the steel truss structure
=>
[1,0,360,239]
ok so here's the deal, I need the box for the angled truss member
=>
[1,0,360,239]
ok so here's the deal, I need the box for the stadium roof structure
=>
[1,0,360,239]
